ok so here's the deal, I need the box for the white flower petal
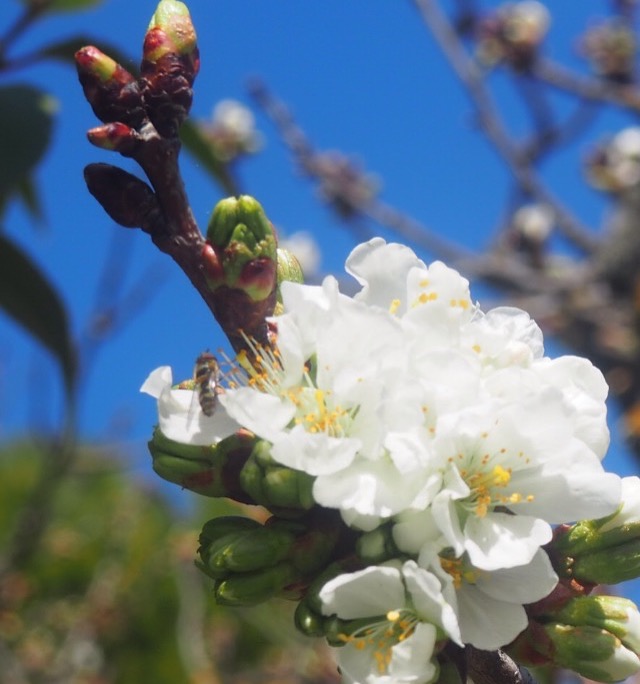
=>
[463,513,552,571]
[345,237,426,312]
[319,564,404,618]
[457,583,529,650]
[272,425,360,476]
[220,387,295,441]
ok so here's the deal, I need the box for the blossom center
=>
[289,386,352,436]
[454,443,534,517]
[439,554,479,589]
[339,609,418,673]
[236,335,357,437]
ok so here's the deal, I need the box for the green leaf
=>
[40,36,137,75]
[16,176,43,221]
[16,0,105,13]
[0,234,76,394]
[0,85,56,218]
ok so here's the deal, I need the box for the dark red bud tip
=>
[239,258,277,294]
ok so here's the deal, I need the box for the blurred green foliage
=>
[0,442,339,682]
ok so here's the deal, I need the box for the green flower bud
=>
[294,600,326,637]
[204,196,277,302]
[198,517,263,578]
[551,479,640,585]
[276,248,304,286]
[148,428,254,501]
[203,524,296,576]
[214,561,297,606]
[555,517,640,558]
[543,623,640,682]
[239,439,315,514]
[199,515,260,545]
[550,596,640,656]
[571,540,640,584]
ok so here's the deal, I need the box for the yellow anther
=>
[389,298,401,315]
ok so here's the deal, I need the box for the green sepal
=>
[199,515,260,545]
[554,511,640,557]
[202,524,296,576]
[214,561,297,606]
[571,539,640,584]
[239,439,315,513]
[543,623,640,682]
[148,428,256,500]
[549,595,640,652]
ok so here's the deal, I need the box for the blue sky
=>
[1,0,639,494]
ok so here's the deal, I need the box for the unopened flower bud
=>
[550,596,640,655]
[83,163,159,230]
[294,600,326,637]
[87,122,140,155]
[203,196,278,303]
[542,622,640,682]
[75,46,145,127]
[199,518,296,577]
[477,1,550,71]
[141,0,199,137]
[511,594,640,682]
[146,0,198,66]
[214,561,298,606]
[582,20,636,83]
[552,476,640,584]
[239,439,315,513]
[147,428,254,502]
[276,248,304,288]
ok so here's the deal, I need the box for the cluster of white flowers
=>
[143,238,622,684]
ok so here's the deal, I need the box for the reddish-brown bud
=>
[75,46,146,128]
[87,122,140,155]
[84,163,161,231]
[139,1,200,137]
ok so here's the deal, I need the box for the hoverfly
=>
[193,351,221,417]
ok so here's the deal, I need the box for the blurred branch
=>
[411,0,600,254]
[534,58,640,112]
[248,79,469,263]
